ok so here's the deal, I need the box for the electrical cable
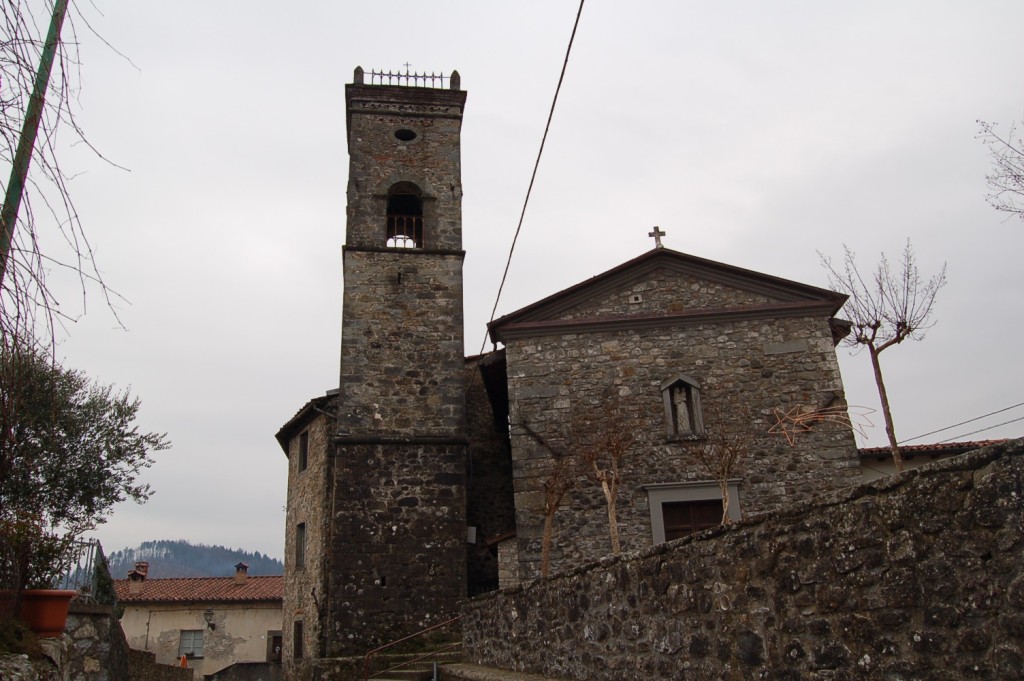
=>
[937,415,1024,444]
[899,400,1024,444]
[479,0,586,355]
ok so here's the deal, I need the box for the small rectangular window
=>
[179,630,204,658]
[267,631,283,663]
[295,523,306,569]
[298,431,309,471]
[662,500,723,541]
[293,620,304,660]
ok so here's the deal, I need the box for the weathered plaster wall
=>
[506,299,859,580]
[120,603,281,680]
[462,441,1024,680]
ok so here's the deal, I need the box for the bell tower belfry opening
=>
[330,66,469,657]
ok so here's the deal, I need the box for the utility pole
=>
[0,0,71,287]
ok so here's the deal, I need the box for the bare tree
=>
[572,404,636,556]
[1,0,123,345]
[821,240,947,472]
[978,119,1024,221]
[515,420,577,578]
[681,402,753,526]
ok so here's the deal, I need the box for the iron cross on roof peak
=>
[648,226,666,248]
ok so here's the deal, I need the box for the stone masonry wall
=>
[283,398,335,679]
[338,251,465,438]
[344,84,465,252]
[66,603,130,681]
[127,649,192,681]
[462,441,1024,680]
[325,442,466,656]
[326,79,469,659]
[464,359,516,595]
[557,268,775,320]
[506,305,859,580]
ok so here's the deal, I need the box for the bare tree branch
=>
[681,401,754,526]
[514,419,577,578]
[978,119,1024,221]
[571,399,636,556]
[820,240,947,471]
[1,0,125,346]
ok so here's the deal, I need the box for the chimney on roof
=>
[234,562,249,585]
[128,563,148,594]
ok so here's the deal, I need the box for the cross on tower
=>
[403,62,412,72]
[648,226,666,248]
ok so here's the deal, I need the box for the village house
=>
[115,562,283,680]
[276,67,863,678]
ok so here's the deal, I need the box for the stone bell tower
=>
[328,66,468,656]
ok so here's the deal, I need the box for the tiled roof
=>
[114,575,283,604]
[858,440,1005,459]
[275,390,337,454]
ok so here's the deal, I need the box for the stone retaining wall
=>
[461,441,1024,680]
[66,602,130,681]
[127,649,192,681]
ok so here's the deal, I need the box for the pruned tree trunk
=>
[869,346,904,472]
[541,511,555,577]
[718,478,731,525]
[599,479,621,555]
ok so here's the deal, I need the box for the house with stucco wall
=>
[115,562,283,680]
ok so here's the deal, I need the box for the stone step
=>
[438,663,570,681]
[368,650,463,680]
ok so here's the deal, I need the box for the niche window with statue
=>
[661,373,704,439]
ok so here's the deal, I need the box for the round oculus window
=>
[394,128,417,142]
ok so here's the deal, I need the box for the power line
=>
[937,415,1024,444]
[479,0,586,355]
[898,400,1024,444]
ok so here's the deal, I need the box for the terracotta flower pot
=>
[19,589,77,637]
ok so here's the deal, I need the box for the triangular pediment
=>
[488,248,846,343]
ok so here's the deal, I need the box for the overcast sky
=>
[24,1,1024,562]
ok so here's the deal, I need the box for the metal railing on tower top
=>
[353,66,460,90]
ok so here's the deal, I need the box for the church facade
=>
[276,68,860,679]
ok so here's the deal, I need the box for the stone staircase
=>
[439,664,570,681]
[369,658,570,681]
[365,648,464,680]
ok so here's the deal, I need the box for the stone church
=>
[275,68,860,677]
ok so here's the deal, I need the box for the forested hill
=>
[106,540,283,579]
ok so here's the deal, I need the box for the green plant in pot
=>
[0,514,76,637]
[0,340,169,636]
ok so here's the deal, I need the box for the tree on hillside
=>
[820,240,947,472]
[978,119,1024,222]
[0,341,168,590]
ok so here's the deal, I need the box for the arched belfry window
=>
[386,182,423,248]
[661,373,704,439]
